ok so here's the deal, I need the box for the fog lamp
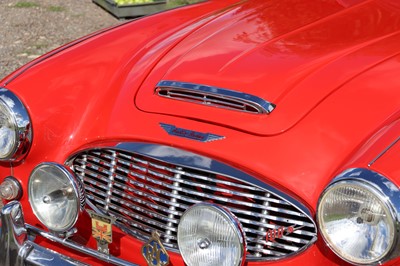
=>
[28,162,85,232]
[317,169,399,265]
[177,202,246,266]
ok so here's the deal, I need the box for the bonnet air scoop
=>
[135,0,400,136]
[155,80,276,115]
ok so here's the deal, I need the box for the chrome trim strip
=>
[24,241,87,266]
[319,168,400,265]
[368,136,400,167]
[0,201,138,266]
[0,201,27,265]
[156,80,276,114]
[0,88,32,162]
[27,225,138,266]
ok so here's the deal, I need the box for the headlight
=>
[0,88,32,162]
[177,202,246,266]
[317,168,400,265]
[29,163,85,233]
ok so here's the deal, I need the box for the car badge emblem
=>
[142,231,170,266]
[89,211,116,255]
[266,225,304,242]
[160,123,225,142]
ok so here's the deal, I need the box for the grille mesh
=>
[71,147,316,260]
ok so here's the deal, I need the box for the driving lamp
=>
[29,162,85,233]
[177,202,246,266]
[317,168,400,265]
[0,88,32,161]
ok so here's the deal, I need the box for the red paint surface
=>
[2,0,400,265]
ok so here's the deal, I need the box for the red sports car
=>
[1,0,400,265]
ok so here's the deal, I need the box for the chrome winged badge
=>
[160,123,225,142]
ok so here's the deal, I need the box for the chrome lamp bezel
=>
[28,162,85,234]
[317,168,400,265]
[0,88,32,162]
[177,202,246,266]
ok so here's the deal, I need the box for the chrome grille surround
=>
[156,80,276,114]
[67,142,317,261]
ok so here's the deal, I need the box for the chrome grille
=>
[70,144,316,261]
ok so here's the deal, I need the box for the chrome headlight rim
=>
[177,202,246,266]
[0,88,32,162]
[28,162,85,233]
[317,168,400,265]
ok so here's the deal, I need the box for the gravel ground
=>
[0,0,121,80]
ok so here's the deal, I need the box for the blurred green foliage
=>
[14,2,40,8]
[167,0,204,8]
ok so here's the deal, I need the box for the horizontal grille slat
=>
[123,176,201,206]
[218,205,306,220]
[113,182,188,210]
[247,233,311,246]
[87,194,107,206]
[141,157,262,192]
[242,226,315,244]
[109,194,181,222]
[246,246,290,256]
[124,169,284,210]
[238,215,314,229]
[145,163,291,205]
[245,237,301,251]
[108,203,177,231]
[108,210,156,235]
[147,167,283,203]
[71,145,317,261]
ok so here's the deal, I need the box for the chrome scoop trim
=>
[156,80,276,114]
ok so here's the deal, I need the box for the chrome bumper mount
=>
[0,201,138,266]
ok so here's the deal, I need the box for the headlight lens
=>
[29,163,85,232]
[317,171,397,265]
[177,202,246,266]
[0,101,17,158]
[0,88,32,161]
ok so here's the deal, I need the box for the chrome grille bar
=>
[69,143,317,261]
